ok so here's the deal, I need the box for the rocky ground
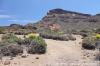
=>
[0,35,99,66]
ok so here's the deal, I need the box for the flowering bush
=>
[95,34,100,39]
[26,33,39,38]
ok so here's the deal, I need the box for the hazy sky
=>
[0,0,100,26]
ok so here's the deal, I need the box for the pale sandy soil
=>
[0,35,99,66]
[0,34,3,41]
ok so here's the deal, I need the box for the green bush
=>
[27,36,47,46]
[1,33,21,43]
[82,37,96,50]
[95,28,100,33]
[28,40,46,54]
[17,38,31,45]
[0,42,11,48]
[0,34,23,57]
[79,30,91,38]
[0,28,5,34]
[0,33,47,56]
[0,44,23,57]
[26,36,47,54]
[40,33,69,41]
[39,28,77,41]
[17,35,47,54]
[82,35,100,50]
[67,34,76,41]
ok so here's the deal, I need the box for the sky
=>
[0,0,100,26]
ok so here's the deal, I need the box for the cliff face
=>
[35,9,100,33]
[43,8,91,21]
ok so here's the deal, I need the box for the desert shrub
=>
[40,33,50,39]
[0,34,23,57]
[27,33,39,38]
[26,35,47,54]
[27,40,38,54]
[0,33,47,56]
[34,45,46,54]
[40,33,76,41]
[95,28,100,33]
[28,40,46,54]
[39,28,77,41]
[58,35,69,41]
[81,33,88,38]
[95,34,100,39]
[0,44,23,57]
[14,31,25,35]
[71,29,79,35]
[67,34,76,41]
[82,33,100,50]
[82,37,96,50]
[1,33,21,43]
[58,31,64,35]
[79,32,88,38]
[0,28,5,34]
[27,36,47,46]
[79,30,91,38]
[17,35,47,54]
[40,30,68,41]
[40,33,69,41]
[17,38,31,46]
[17,36,47,46]
[0,42,13,47]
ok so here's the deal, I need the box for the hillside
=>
[35,8,100,33]
[1,8,100,34]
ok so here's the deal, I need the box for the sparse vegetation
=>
[82,33,100,50]
[39,28,76,41]
[0,34,23,57]
[67,34,76,41]
[28,40,46,54]
[17,33,47,54]
[0,28,5,34]
[40,33,69,41]
[0,44,23,57]
[1,33,21,43]
[95,34,100,39]
[26,35,47,54]
[82,37,96,50]
[0,33,47,57]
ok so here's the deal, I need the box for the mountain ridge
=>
[34,8,100,33]
[1,8,100,34]
[47,8,91,17]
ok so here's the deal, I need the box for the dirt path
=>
[44,35,83,65]
[0,35,98,66]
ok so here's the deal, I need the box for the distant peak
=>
[47,8,69,14]
[95,14,100,16]
[47,8,91,17]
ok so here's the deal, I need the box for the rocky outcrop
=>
[35,8,100,33]
[43,8,91,21]
[47,8,91,16]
